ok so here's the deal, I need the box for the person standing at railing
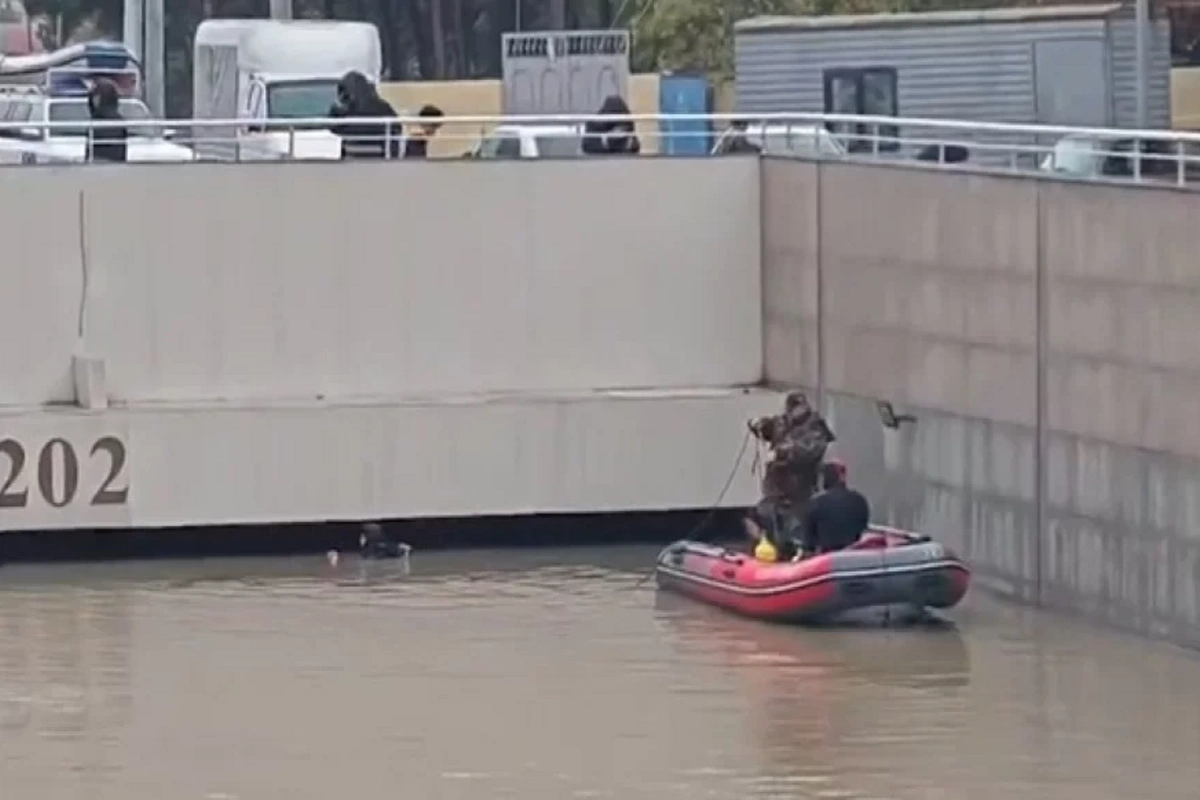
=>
[403,104,443,158]
[327,71,401,160]
[87,79,126,164]
[582,94,641,156]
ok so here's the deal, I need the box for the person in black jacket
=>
[328,71,401,160]
[582,94,640,156]
[403,104,443,158]
[802,459,871,556]
[87,79,127,163]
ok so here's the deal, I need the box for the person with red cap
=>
[801,458,871,556]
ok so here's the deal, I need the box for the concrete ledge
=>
[0,387,781,532]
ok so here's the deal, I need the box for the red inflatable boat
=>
[654,526,970,623]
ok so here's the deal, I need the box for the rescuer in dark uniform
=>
[802,459,871,556]
[744,391,837,561]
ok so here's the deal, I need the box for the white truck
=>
[192,19,383,161]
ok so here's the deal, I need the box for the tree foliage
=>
[630,0,798,78]
[628,0,1033,78]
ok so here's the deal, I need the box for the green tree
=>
[630,0,800,78]
[628,0,1022,79]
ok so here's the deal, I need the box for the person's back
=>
[582,94,640,156]
[803,461,870,555]
[87,79,127,164]
[329,71,400,160]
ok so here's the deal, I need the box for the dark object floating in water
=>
[654,526,969,624]
[359,522,413,560]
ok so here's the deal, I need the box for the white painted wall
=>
[0,172,86,406]
[0,390,779,531]
[0,158,761,408]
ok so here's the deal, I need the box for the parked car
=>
[469,124,584,159]
[710,122,847,159]
[1040,133,1180,180]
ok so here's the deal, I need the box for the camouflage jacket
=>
[751,410,836,502]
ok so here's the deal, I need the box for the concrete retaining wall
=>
[1041,181,1200,642]
[0,157,769,532]
[763,157,1200,645]
[5,152,1200,646]
[0,158,762,407]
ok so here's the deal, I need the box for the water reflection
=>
[654,591,973,799]
[0,587,133,737]
[654,591,971,689]
[0,583,133,798]
[654,587,1200,800]
[0,548,1197,800]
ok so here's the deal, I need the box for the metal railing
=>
[2,110,1200,187]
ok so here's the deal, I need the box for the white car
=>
[711,122,848,159]
[1040,133,1178,181]
[0,94,196,164]
[470,124,584,159]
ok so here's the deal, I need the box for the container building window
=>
[821,67,899,152]
[1170,5,1200,65]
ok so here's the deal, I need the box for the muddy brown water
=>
[1,544,1198,800]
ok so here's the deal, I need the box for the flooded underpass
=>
[1,544,1198,800]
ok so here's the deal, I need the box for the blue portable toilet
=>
[659,72,712,156]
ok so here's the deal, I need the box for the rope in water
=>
[634,429,754,588]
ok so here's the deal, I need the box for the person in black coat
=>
[582,94,641,156]
[802,460,871,556]
[87,78,127,163]
[328,71,401,160]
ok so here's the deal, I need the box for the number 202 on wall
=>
[0,436,129,509]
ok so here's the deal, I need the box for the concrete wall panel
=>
[1044,433,1200,647]
[816,163,1038,426]
[1042,181,1200,459]
[823,393,1039,601]
[16,158,762,406]
[0,389,779,532]
[1040,180,1200,641]
[0,170,87,406]
[760,158,820,388]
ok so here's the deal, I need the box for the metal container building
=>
[733,4,1172,144]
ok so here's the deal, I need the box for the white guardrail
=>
[3,110,1200,186]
